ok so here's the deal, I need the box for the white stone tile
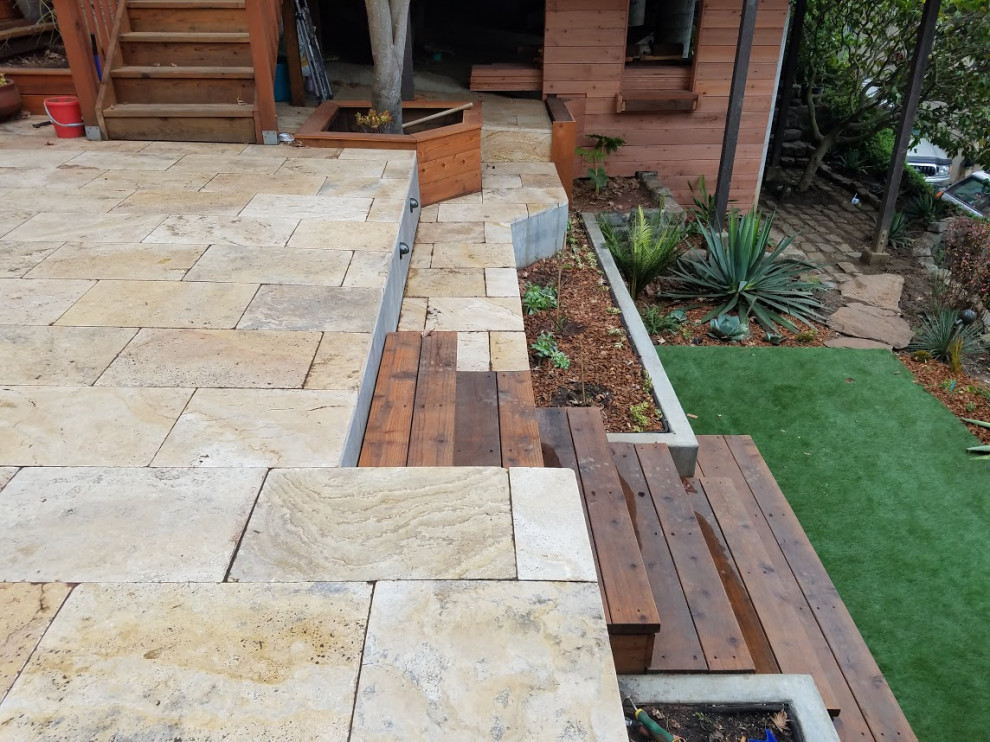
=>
[0,326,136,385]
[238,286,381,332]
[382,158,416,178]
[408,242,432,268]
[437,202,528,223]
[0,467,265,582]
[0,583,72,699]
[152,388,356,467]
[418,203,439,223]
[486,267,521,297]
[426,297,524,332]
[0,582,370,740]
[0,149,86,168]
[81,169,213,193]
[316,177,410,199]
[490,331,531,371]
[509,468,598,581]
[0,387,191,466]
[26,242,206,280]
[111,189,255,215]
[288,219,398,250]
[230,467,514,581]
[0,278,94,325]
[351,581,627,741]
[304,332,371,390]
[0,467,15,490]
[145,214,298,247]
[0,187,126,213]
[241,143,341,158]
[457,331,490,371]
[0,242,63,278]
[482,186,567,204]
[440,191,483,204]
[241,194,371,220]
[482,173,523,189]
[141,141,248,156]
[67,151,180,171]
[430,241,516,269]
[184,245,352,285]
[0,166,104,190]
[366,198,405,222]
[276,158,385,178]
[167,153,284,174]
[337,147,414,162]
[341,251,390,288]
[4,212,166,243]
[485,220,513,243]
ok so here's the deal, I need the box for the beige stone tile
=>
[0,149,85,168]
[441,191,483,205]
[415,220,485,243]
[241,194,371,220]
[481,130,552,163]
[426,297,523,332]
[484,220,513,243]
[80,169,213,193]
[201,172,326,195]
[288,219,398,250]
[316,177,410,199]
[168,153,284,174]
[408,242,432,268]
[0,468,265,582]
[0,278,94,325]
[140,141,248,156]
[366,198,405,222]
[230,467,514,581]
[240,143,341,158]
[239,286,381,332]
[304,332,371,390]
[0,242,63,277]
[152,388,356,467]
[382,158,416,178]
[404,267,485,298]
[483,162,560,175]
[418,203,439,222]
[67,151,180,171]
[490,331,531,371]
[520,172,567,188]
[26,242,206,281]
[483,186,567,204]
[457,331,490,371]
[341,251,389,288]
[145,214,298,247]
[0,387,191,466]
[337,147,415,162]
[398,297,427,331]
[0,583,73,700]
[486,267,520,297]
[0,467,15,490]
[528,202,561,217]
[4,212,166,243]
[351,581,627,741]
[431,241,516,269]
[0,187,126,213]
[56,280,258,329]
[482,173,523,189]
[184,245,351,285]
[98,329,320,388]
[111,189,255,215]
[510,468,598,581]
[0,165,104,190]
[0,326,136,385]
[0,582,370,740]
[276,157,385,178]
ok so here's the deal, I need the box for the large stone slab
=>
[0,583,371,741]
[829,303,914,349]
[351,580,627,741]
[825,337,893,350]
[839,273,904,310]
[230,467,515,582]
[0,326,136,385]
[0,583,73,699]
[238,286,382,332]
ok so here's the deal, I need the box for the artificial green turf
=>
[655,346,988,741]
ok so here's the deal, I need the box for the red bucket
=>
[43,96,84,138]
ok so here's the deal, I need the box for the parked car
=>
[937,171,990,218]
[906,138,953,187]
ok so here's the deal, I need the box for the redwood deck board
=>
[496,371,544,468]
[358,332,421,467]
[453,371,501,467]
[407,331,457,466]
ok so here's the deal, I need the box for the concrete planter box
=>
[582,212,698,476]
[295,100,482,207]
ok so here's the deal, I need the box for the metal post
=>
[864,0,941,264]
[712,0,760,230]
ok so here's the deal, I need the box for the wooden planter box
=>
[296,100,482,206]
[0,67,75,115]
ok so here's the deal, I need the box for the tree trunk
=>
[796,130,839,191]
[365,0,410,134]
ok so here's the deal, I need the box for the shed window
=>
[626,0,701,63]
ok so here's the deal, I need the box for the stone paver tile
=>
[0,188,127,214]
[426,297,523,332]
[111,189,255,215]
[185,245,352,285]
[241,194,371,220]
[337,147,415,162]
[509,468,597,581]
[0,242,63,278]
[0,149,85,168]
[167,153,284,174]
[485,220,513,243]
[0,468,265,582]
[486,267,520,297]
[0,326,136,385]
[304,332,371,390]
[366,199,405,222]
[519,172,567,188]
[67,151,180,171]
[276,158,385,178]
[26,242,206,281]
[97,329,320,388]
[288,219,398,250]
[140,141,248,156]
[0,583,73,699]
[341,252,390,288]
[483,162,560,175]
[0,387,191,466]
[840,273,904,311]
[56,280,258,329]
[415,220,485,243]
[457,331,490,372]
[0,278,94,325]
[0,166,104,190]
[431,241,516,269]
[240,143,340,159]
[404,267,485,297]
[4,212,166,243]
[441,192,483,205]
[382,159,416,178]
[238,286,380,332]
[825,337,893,350]
[409,242,432,268]
[316,177,410,199]
[482,174,523,189]
[829,303,913,348]
[145,214,298,247]
[418,204,439,223]
[230,467,514,582]
[81,169,213,193]
[482,186,567,204]
[0,582,370,740]
[490,331,530,371]
[0,467,15,490]
[527,203,560,217]
[398,297,427,331]
[351,580,626,741]
[151,388,355,467]
[437,202,527,223]
[201,172,327,195]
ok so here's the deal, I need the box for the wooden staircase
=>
[96,0,279,143]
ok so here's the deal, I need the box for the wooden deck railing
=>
[51,0,116,128]
[246,0,279,143]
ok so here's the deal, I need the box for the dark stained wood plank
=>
[407,331,457,466]
[636,444,754,672]
[725,435,917,741]
[611,442,706,671]
[358,332,421,467]
[453,371,501,467]
[496,371,543,468]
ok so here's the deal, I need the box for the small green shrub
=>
[576,134,625,196]
[832,148,870,177]
[599,206,686,299]
[794,328,818,343]
[908,308,984,369]
[629,401,653,432]
[521,283,558,314]
[530,331,571,369]
[708,313,750,342]
[885,210,911,249]
[942,218,990,308]
[688,175,719,228]
[640,306,686,335]
[903,191,943,225]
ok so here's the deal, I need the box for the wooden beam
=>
[51,0,99,130]
[281,0,305,106]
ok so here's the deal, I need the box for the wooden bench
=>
[469,63,542,92]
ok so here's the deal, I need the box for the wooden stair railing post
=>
[93,0,128,139]
[246,0,278,144]
[51,0,102,133]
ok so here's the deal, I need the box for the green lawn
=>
[656,346,988,741]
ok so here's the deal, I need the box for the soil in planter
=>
[572,175,658,214]
[627,703,797,742]
[324,106,465,135]
[1,42,66,67]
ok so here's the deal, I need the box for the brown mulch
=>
[901,356,990,445]
[570,176,658,214]
[628,703,796,742]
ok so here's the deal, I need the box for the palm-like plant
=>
[599,206,685,299]
[665,209,824,333]
[907,309,984,370]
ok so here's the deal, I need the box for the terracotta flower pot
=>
[0,81,24,121]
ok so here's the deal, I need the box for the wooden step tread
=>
[128,0,244,7]
[103,103,254,117]
[112,65,254,79]
[120,31,249,42]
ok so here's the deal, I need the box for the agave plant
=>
[599,206,686,299]
[907,309,984,370]
[962,418,990,459]
[708,313,749,342]
[665,208,824,333]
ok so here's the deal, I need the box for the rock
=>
[680,248,707,262]
[825,337,893,350]
[840,274,904,310]
[829,303,914,348]
[836,261,861,275]
[912,232,943,257]
[782,128,804,142]
[928,220,949,234]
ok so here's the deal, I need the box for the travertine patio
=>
[0,105,628,739]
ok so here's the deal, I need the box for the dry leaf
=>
[772,709,790,732]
